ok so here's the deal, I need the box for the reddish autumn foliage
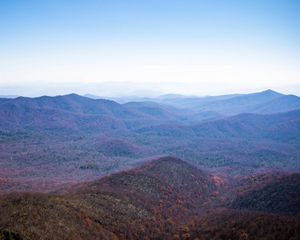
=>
[1,157,299,239]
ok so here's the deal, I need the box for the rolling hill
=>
[0,94,131,133]
[1,91,300,194]
[0,94,195,134]
[119,89,300,116]
[0,157,299,240]
[0,157,217,239]
[230,173,300,215]
[191,108,300,141]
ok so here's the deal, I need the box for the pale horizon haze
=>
[1,0,300,97]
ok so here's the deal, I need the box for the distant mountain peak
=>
[58,93,85,99]
[260,89,282,96]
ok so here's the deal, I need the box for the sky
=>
[0,0,300,97]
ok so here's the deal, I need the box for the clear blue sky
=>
[0,0,300,96]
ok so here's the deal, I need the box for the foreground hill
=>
[0,157,217,239]
[67,157,217,223]
[0,157,299,240]
[231,173,300,215]
[188,209,300,240]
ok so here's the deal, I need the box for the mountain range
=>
[0,89,300,239]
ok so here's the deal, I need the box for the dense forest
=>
[0,90,300,239]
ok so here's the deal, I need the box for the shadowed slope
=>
[230,173,300,215]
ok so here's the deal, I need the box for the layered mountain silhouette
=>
[0,89,292,133]
[1,90,300,135]
[0,90,300,194]
[1,90,300,239]
[110,89,300,115]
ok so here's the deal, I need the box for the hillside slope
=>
[140,90,300,116]
[0,157,217,239]
[1,157,300,240]
[230,173,300,215]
